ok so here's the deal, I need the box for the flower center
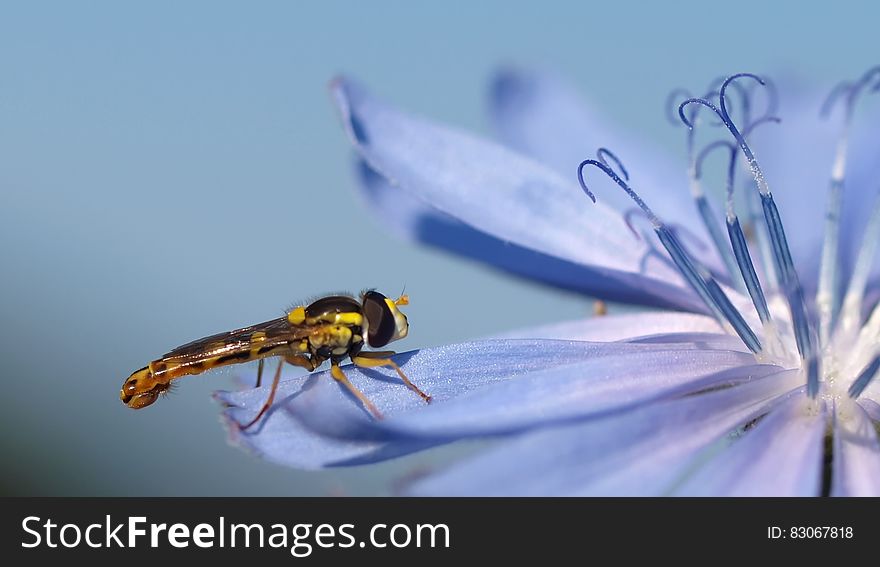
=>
[579,70,880,404]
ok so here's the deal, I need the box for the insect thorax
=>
[303,295,366,362]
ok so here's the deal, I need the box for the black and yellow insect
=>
[120,290,429,427]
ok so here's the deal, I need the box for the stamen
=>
[708,75,752,126]
[740,116,782,296]
[624,208,710,251]
[742,115,783,136]
[670,87,742,287]
[853,302,880,369]
[848,354,880,399]
[743,175,779,293]
[665,88,693,126]
[706,74,778,129]
[679,74,819,396]
[821,66,880,122]
[579,154,762,353]
[596,147,630,181]
[817,67,880,348]
[819,81,854,119]
[623,208,646,241]
[694,193,740,288]
[695,140,771,326]
[745,74,779,125]
[624,208,713,276]
[837,191,880,343]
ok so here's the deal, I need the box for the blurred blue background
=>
[0,0,875,495]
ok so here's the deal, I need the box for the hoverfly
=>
[120,290,430,428]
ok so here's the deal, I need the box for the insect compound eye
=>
[363,290,395,348]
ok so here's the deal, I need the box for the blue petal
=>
[219,339,761,468]
[215,373,437,470]
[355,160,702,310]
[292,340,760,442]
[407,369,802,495]
[831,399,880,496]
[488,67,703,232]
[217,339,649,468]
[218,339,647,468]
[866,286,880,322]
[674,394,826,496]
[496,311,728,342]
[332,76,704,311]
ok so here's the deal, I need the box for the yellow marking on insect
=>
[305,310,363,327]
[158,360,183,375]
[333,326,352,345]
[249,331,267,357]
[309,325,353,350]
[383,297,409,341]
[288,306,306,325]
[309,333,326,348]
[334,312,363,326]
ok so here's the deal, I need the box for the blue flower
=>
[216,67,880,496]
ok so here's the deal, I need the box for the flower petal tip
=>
[211,389,238,409]
[329,76,372,148]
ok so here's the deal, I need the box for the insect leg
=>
[255,358,265,388]
[240,358,285,431]
[330,362,384,419]
[240,352,321,430]
[352,351,431,403]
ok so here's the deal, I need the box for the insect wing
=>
[161,316,314,364]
